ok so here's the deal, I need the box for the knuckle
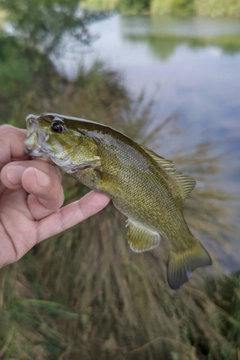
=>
[48,176,64,200]
[0,124,15,138]
[54,167,62,181]
[0,124,26,141]
[0,124,14,133]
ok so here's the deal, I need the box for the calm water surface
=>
[54,15,240,159]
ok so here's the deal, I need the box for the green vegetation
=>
[80,0,118,11]
[0,0,106,54]
[120,0,150,15]
[82,0,240,17]
[0,0,240,359]
[151,0,240,17]
[195,0,240,18]
[125,33,240,61]
[151,0,195,16]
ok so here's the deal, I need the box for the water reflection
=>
[79,15,240,138]
[122,15,240,38]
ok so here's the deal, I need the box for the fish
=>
[24,113,212,289]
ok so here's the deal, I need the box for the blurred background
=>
[0,0,239,359]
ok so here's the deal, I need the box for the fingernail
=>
[7,165,26,185]
[34,169,50,187]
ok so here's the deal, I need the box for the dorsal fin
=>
[140,145,196,200]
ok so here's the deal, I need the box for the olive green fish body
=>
[66,128,193,249]
[88,133,189,241]
[24,113,212,289]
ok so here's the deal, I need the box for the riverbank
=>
[82,0,240,17]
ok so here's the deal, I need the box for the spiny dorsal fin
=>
[140,145,196,200]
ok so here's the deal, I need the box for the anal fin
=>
[126,219,161,252]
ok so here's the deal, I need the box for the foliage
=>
[0,0,106,54]
[150,0,195,16]
[195,0,240,18]
[81,0,119,11]
[151,0,172,15]
[0,35,56,123]
[206,273,240,359]
[171,0,195,16]
[120,0,150,15]
[0,0,107,123]
[82,0,240,17]
[82,0,151,14]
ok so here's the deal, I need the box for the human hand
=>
[0,125,111,268]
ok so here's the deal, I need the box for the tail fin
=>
[167,238,212,290]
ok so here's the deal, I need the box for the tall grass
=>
[0,61,239,359]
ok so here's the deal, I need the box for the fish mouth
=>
[24,114,49,157]
[24,114,73,168]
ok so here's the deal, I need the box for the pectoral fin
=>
[126,219,161,252]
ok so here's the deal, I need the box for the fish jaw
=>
[24,114,50,157]
[24,114,72,167]
[24,114,95,172]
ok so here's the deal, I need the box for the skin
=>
[0,125,110,269]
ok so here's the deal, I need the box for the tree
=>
[0,0,106,54]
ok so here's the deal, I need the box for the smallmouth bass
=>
[24,113,212,289]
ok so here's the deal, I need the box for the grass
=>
[0,41,239,360]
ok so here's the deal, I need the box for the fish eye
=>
[50,121,65,133]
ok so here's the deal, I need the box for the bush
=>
[151,0,195,16]
[171,0,195,16]
[120,0,150,14]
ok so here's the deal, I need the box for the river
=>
[52,14,240,183]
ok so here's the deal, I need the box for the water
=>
[53,14,240,184]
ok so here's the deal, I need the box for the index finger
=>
[0,125,28,169]
[37,190,111,242]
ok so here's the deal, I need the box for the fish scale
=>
[24,112,212,289]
